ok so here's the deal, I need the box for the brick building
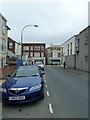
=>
[7,37,21,65]
[22,43,46,65]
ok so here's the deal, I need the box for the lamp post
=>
[21,24,38,60]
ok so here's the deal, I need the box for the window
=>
[1,18,6,35]
[50,52,52,57]
[57,47,60,51]
[23,46,29,50]
[34,46,40,51]
[2,39,6,53]
[58,53,60,57]
[9,43,13,49]
[41,46,44,51]
[75,39,79,52]
[68,44,69,50]
[53,47,56,50]
[68,50,69,55]
[30,46,33,50]
[1,58,5,67]
[23,52,29,56]
[70,49,72,55]
[85,33,88,45]
[85,56,88,62]
[70,42,72,49]
[34,52,40,57]
[61,47,63,53]
[41,52,44,57]
[50,47,53,51]
[30,52,33,57]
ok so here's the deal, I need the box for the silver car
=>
[35,62,44,71]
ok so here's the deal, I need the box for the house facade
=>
[0,13,10,67]
[61,26,89,72]
[22,43,46,65]
[46,44,61,65]
[61,35,76,68]
[7,37,21,65]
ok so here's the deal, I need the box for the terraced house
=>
[0,13,10,67]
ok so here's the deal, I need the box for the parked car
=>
[0,65,45,104]
[35,61,44,71]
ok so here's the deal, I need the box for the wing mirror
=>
[41,71,45,76]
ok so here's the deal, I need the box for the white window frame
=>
[34,46,40,51]
[34,52,40,57]
[23,46,29,50]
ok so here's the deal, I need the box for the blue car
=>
[0,65,45,104]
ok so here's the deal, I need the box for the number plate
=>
[9,96,25,101]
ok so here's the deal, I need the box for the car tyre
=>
[41,94,44,99]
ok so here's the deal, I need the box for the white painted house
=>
[61,35,77,68]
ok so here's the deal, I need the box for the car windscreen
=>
[11,67,39,78]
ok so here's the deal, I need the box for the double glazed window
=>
[9,43,13,49]
[1,18,6,35]
[2,39,6,53]
[85,33,88,45]
[34,52,40,57]
[41,46,44,51]
[23,46,29,50]
[34,46,40,51]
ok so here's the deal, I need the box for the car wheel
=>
[41,94,44,99]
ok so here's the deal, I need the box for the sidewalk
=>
[59,65,88,80]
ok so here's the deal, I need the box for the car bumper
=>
[1,87,44,104]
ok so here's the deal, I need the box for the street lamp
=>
[21,24,38,60]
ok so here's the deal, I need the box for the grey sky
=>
[0,0,89,47]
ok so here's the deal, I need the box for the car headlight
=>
[0,87,7,92]
[29,84,41,91]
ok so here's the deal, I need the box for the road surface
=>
[1,65,88,118]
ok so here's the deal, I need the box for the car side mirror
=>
[8,74,11,77]
[41,72,45,76]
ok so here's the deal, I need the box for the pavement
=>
[56,64,88,80]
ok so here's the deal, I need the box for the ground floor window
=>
[0,58,5,67]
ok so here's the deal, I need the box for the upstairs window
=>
[1,18,6,35]
[2,39,6,53]
[85,33,88,45]
[41,46,44,51]
[9,43,13,49]
[34,46,40,51]
[23,46,29,50]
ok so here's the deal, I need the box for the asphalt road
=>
[2,65,88,118]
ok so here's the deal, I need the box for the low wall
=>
[0,65,17,79]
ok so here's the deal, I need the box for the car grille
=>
[8,87,28,94]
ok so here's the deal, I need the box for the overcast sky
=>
[0,0,89,47]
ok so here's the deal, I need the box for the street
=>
[2,65,88,118]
